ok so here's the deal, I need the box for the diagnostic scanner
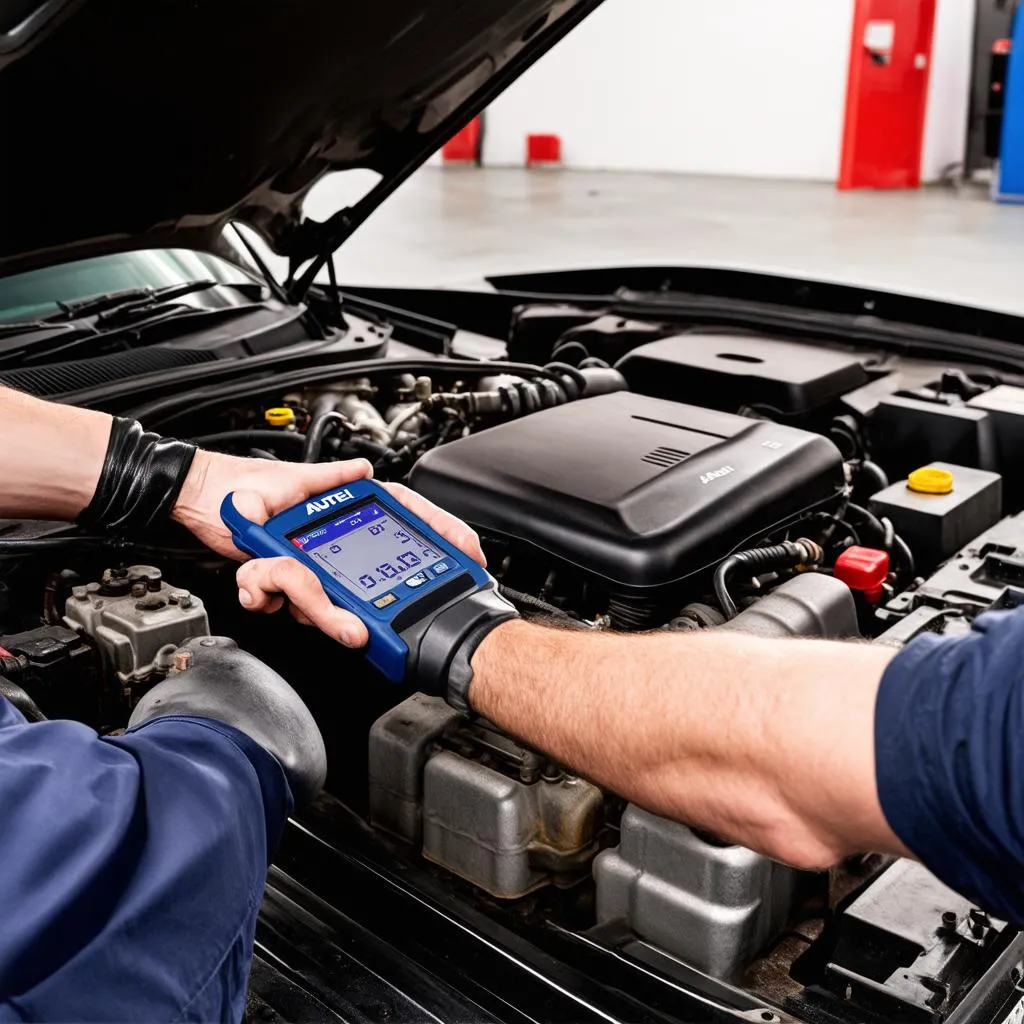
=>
[220,479,507,686]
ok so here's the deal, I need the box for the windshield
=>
[0,249,258,321]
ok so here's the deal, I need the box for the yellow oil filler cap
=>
[264,407,296,428]
[907,467,954,495]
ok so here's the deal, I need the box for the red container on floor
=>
[527,134,562,166]
[442,117,482,163]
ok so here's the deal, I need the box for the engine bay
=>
[4,319,1024,1023]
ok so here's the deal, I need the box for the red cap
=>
[835,546,891,604]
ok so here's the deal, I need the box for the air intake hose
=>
[718,574,859,640]
[399,365,627,426]
[714,539,824,620]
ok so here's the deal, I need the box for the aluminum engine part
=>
[63,566,210,685]
[369,692,463,844]
[368,694,603,898]
[422,751,603,898]
[594,805,810,981]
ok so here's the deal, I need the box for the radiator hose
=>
[714,539,824,620]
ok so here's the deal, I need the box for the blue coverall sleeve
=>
[876,608,1024,926]
[0,697,292,1024]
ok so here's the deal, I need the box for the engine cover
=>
[616,334,868,416]
[410,393,845,591]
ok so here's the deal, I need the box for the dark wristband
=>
[78,417,197,536]
[409,584,518,713]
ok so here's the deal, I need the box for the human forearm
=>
[0,386,112,520]
[470,620,903,869]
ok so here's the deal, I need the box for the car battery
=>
[968,385,1024,510]
[870,394,996,480]
[869,463,1003,575]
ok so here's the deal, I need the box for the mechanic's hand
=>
[172,451,486,648]
[171,450,376,560]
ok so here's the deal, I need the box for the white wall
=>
[476,0,975,184]
[483,0,855,180]
[921,0,976,181]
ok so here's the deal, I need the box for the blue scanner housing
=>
[220,479,492,683]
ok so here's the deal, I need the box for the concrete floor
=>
[310,168,1024,316]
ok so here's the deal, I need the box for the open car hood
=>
[0,0,601,281]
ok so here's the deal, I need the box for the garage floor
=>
[316,168,1024,316]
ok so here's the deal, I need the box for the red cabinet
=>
[839,0,937,189]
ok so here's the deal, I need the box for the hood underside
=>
[0,0,599,276]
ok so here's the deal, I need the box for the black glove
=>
[128,637,327,806]
[78,417,196,535]
[406,583,518,713]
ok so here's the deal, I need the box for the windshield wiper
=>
[0,279,259,352]
[21,303,271,367]
[48,279,220,322]
[0,280,224,342]
[0,275,286,369]
[0,320,97,341]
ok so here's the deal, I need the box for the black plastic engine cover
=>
[410,393,845,590]
[616,335,868,417]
